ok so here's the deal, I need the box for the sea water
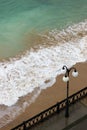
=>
[0,0,87,128]
[0,0,87,59]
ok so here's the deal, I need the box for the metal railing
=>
[11,86,87,130]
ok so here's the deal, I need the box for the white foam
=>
[0,87,41,128]
[0,21,87,106]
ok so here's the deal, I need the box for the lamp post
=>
[62,65,78,118]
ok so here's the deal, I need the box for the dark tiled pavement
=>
[30,98,87,130]
[63,115,87,130]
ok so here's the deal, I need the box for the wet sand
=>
[0,62,87,130]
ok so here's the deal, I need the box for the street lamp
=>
[62,65,78,118]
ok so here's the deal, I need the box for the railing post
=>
[23,121,27,130]
[57,102,60,113]
[40,114,44,122]
[72,96,75,104]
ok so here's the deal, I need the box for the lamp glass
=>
[63,76,69,82]
[72,71,78,77]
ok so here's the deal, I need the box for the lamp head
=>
[72,70,78,77]
[63,75,69,82]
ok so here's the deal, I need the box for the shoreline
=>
[0,62,87,130]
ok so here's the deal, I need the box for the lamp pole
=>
[62,65,78,118]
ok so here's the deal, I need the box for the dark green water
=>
[0,0,87,59]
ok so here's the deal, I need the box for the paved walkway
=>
[63,114,87,130]
[30,98,87,130]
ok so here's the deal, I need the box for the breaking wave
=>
[0,20,87,106]
[0,20,87,128]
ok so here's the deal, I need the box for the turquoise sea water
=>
[0,1,87,128]
[0,0,87,59]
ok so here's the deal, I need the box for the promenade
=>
[30,98,87,130]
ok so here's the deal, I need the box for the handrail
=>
[11,86,87,130]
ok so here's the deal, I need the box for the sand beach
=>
[0,62,87,130]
